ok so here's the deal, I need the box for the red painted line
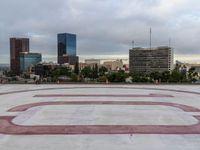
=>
[8,101,200,112]
[33,94,174,98]
[1,116,200,135]
[0,101,199,135]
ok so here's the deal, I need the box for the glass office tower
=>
[20,52,42,73]
[58,33,76,56]
[57,33,78,65]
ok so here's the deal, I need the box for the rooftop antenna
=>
[169,38,171,47]
[132,40,134,49]
[150,28,152,50]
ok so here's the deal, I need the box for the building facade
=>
[129,46,174,74]
[103,60,124,71]
[20,52,42,73]
[85,59,101,66]
[35,62,74,77]
[57,33,78,65]
[176,61,200,77]
[58,55,79,66]
[35,62,58,77]
[10,38,29,74]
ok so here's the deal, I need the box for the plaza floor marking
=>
[1,86,200,135]
[0,87,200,96]
[0,101,200,135]
[33,94,174,98]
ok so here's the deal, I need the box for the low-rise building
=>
[177,61,200,76]
[34,62,59,77]
[79,63,88,70]
[85,59,101,66]
[79,62,99,70]
[34,62,74,77]
[103,60,124,71]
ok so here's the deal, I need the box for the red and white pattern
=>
[0,100,200,135]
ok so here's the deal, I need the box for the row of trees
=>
[4,63,199,83]
[132,66,199,83]
[49,63,199,83]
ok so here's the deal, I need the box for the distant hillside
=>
[0,64,9,70]
[0,64,9,67]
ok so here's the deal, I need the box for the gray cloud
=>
[0,0,200,63]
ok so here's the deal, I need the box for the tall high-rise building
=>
[57,33,79,65]
[129,46,174,74]
[10,38,29,74]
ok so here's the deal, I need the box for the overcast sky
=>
[0,0,200,63]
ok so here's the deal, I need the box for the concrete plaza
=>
[0,84,200,150]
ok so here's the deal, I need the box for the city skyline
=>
[1,53,200,65]
[0,0,200,64]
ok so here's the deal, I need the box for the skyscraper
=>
[57,33,79,65]
[10,38,29,74]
